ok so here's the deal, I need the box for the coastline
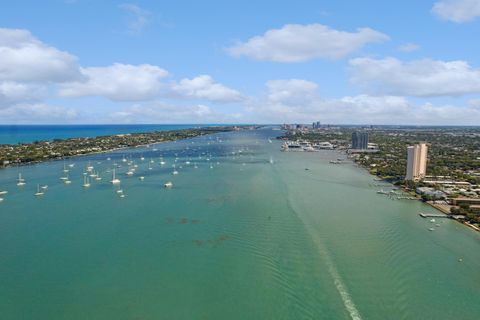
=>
[346,149,480,233]
[3,141,167,168]
[0,126,248,169]
[279,133,479,233]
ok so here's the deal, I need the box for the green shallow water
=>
[0,129,479,319]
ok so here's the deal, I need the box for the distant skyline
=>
[1,0,480,125]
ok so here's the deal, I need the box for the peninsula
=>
[0,126,253,168]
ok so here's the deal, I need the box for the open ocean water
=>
[0,125,218,145]
[0,128,479,319]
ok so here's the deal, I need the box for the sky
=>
[0,0,480,125]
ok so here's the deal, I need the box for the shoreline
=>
[278,134,479,233]
[0,126,250,169]
[2,140,168,168]
[342,149,480,233]
[426,201,480,232]
[336,146,480,234]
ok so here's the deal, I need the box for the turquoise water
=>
[0,128,479,319]
[0,124,219,144]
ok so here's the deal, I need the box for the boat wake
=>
[285,197,363,320]
[326,256,362,320]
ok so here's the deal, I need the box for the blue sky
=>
[0,0,479,124]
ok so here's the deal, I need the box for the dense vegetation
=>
[451,204,480,224]
[280,126,480,227]
[0,126,242,168]
[281,127,480,184]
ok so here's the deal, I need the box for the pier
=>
[419,212,449,218]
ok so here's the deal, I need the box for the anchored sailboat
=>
[111,168,121,184]
[16,173,26,186]
[34,184,44,197]
[83,176,91,188]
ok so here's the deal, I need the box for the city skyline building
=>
[352,131,369,150]
[406,143,428,181]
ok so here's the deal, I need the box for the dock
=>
[419,212,449,218]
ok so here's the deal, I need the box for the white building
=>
[406,143,427,181]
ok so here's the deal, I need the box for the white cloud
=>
[468,98,480,108]
[245,79,480,125]
[412,102,480,124]
[110,102,242,124]
[60,68,244,103]
[226,23,389,62]
[171,75,243,102]
[0,81,46,108]
[0,103,78,124]
[246,79,408,123]
[432,0,480,23]
[257,80,409,123]
[398,43,420,52]
[59,63,169,101]
[349,57,480,96]
[265,79,319,106]
[119,3,151,34]
[0,28,81,82]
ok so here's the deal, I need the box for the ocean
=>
[0,128,479,319]
[0,124,218,145]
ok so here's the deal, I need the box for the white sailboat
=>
[86,161,94,172]
[34,184,44,197]
[111,168,121,184]
[83,176,91,188]
[16,173,26,186]
[64,174,72,184]
[164,181,173,188]
[171,164,178,175]
[115,187,126,198]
